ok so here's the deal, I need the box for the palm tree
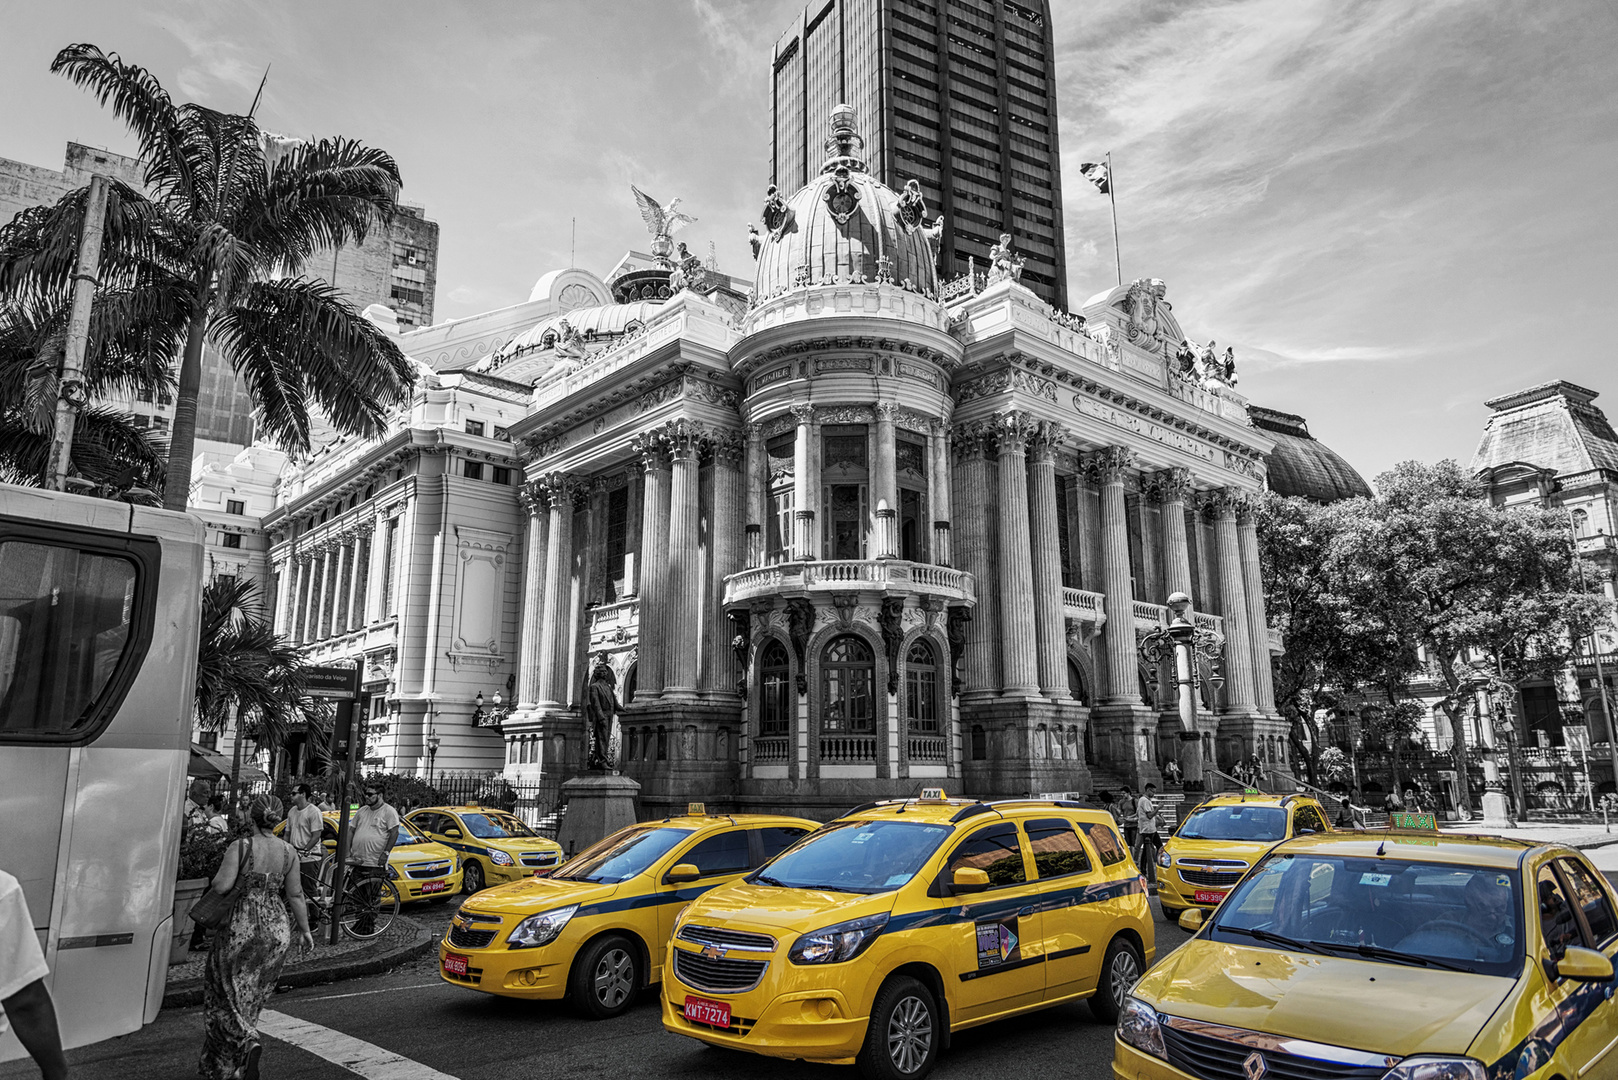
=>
[0,44,415,510]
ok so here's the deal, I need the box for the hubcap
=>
[594,948,634,1008]
[886,994,933,1074]
[1111,949,1140,1000]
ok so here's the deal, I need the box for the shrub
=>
[177,828,233,881]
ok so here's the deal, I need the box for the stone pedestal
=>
[1090,703,1163,792]
[556,773,640,856]
[1480,787,1514,829]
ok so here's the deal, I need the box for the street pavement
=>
[1,901,1193,1080]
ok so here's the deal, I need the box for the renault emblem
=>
[701,943,727,961]
[1242,1051,1267,1080]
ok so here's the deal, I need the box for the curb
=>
[161,916,435,1010]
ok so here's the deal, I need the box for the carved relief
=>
[878,597,905,695]
[785,598,815,694]
[946,605,971,697]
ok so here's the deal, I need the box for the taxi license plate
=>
[443,953,469,977]
[683,996,731,1029]
[1194,890,1228,905]
[421,880,446,894]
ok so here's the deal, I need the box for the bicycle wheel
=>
[339,877,401,940]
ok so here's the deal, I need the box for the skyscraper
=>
[770,0,1069,309]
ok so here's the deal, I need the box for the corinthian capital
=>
[1143,467,1195,504]
[874,400,901,422]
[790,403,817,425]
[950,420,992,461]
[1200,486,1250,519]
[1027,419,1069,461]
[539,472,586,508]
[1082,445,1134,484]
[990,409,1039,452]
[709,427,746,465]
[660,417,709,458]
[631,431,670,470]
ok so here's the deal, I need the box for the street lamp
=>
[1139,592,1225,792]
[472,690,509,728]
[426,731,441,784]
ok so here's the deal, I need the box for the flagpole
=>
[1107,151,1121,286]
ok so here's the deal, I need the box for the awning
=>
[188,744,270,784]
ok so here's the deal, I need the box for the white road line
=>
[259,1010,462,1079]
[295,981,449,1002]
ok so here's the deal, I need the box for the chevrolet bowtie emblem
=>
[1242,1051,1267,1080]
[700,944,727,961]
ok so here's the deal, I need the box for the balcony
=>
[820,734,878,764]
[586,598,639,649]
[724,560,975,607]
[752,736,791,763]
[1134,600,1168,629]
[1062,588,1106,628]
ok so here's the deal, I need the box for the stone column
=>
[1093,446,1140,703]
[792,404,817,560]
[874,402,899,557]
[1238,506,1277,715]
[314,546,335,641]
[1208,489,1259,714]
[707,431,745,694]
[365,512,388,624]
[345,536,365,632]
[993,411,1040,697]
[1150,468,1195,599]
[516,482,549,709]
[634,434,672,696]
[294,556,313,644]
[329,543,347,633]
[276,558,297,637]
[664,422,706,698]
[1027,422,1069,697]
[952,422,999,694]
[537,473,581,708]
[744,423,765,569]
[930,420,953,566]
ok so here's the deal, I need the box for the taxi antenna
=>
[1375,840,1386,857]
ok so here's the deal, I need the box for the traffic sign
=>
[306,665,361,699]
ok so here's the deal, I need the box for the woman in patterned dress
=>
[198,794,314,1080]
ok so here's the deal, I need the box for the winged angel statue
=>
[631,185,697,266]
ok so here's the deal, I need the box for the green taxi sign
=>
[1242,788,1260,796]
[1389,811,1438,832]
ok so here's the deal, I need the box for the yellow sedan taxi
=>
[438,809,817,1018]
[275,811,463,902]
[1116,822,1618,1080]
[405,805,565,893]
[1155,792,1332,921]
[662,794,1156,1080]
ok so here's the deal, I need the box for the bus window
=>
[0,536,153,741]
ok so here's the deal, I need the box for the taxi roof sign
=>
[687,802,706,817]
[919,788,947,802]
[1387,811,1439,833]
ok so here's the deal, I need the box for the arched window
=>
[622,663,637,705]
[1572,509,1589,537]
[759,641,791,738]
[821,635,874,733]
[905,640,939,733]
[1067,660,1087,705]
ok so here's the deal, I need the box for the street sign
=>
[306,665,361,699]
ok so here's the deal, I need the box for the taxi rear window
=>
[1077,821,1127,866]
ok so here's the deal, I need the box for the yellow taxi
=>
[662,794,1156,1079]
[437,808,818,1018]
[1116,821,1618,1080]
[1155,792,1332,921]
[405,805,565,893]
[275,810,463,902]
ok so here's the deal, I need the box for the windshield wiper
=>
[1216,924,1328,955]
[751,874,786,887]
[1306,940,1475,972]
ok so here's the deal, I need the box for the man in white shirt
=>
[0,870,69,1079]
[1135,784,1162,886]
[286,784,326,925]
[347,784,399,935]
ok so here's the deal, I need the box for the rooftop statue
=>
[761,184,795,241]
[631,184,697,267]
[987,232,1025,284]
[897,179,928,232]
[747,223,762,260]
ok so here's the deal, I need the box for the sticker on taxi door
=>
[975,914,1021,969]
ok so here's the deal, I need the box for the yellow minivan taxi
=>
[662,795,1155,1080]
[275,810,463,902]
[438,810,818,1018]
[1155,792,1332,921]
[1116,829,1618,1080]
[405,805,565,893]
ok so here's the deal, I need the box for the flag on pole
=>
[1078,161,1110,194]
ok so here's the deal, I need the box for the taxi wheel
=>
[571,934,640,1020]
[462,860,485,894]
[1160,905,1183,923]
[1089,936,1144,1024]
[857,975,938,1080]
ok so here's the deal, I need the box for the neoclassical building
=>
[259,110,1287,818]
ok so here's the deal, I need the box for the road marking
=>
[259,1010,461,1079]
[295,981,448,1002]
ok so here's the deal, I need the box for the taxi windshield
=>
[394,823,430,846]
[460,812,536,839]
[747,820,952,894]
[550,825,694,884]
[1177,805,1287,842]
[1209,851,1524,977]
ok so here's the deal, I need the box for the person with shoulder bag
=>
[194,794,313,1080]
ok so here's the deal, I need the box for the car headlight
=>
[788,913,889,965]
[507,904,578,949]
[1380,1057,1486,1080]
[454,855,462,872]
[1156,849,1172,869]
[386,865,399,880]
[1117,996,1165,1059]
[489,850,515,866]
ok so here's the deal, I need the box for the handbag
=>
[188,838,254,931]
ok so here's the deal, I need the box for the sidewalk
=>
[1438,819,1618,850]
[161,913,434,1009]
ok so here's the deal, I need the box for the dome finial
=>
[821,103,867,174]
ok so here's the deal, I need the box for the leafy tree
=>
[0,44,415,510]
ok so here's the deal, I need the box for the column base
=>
[958,698,1090,801]
[556,773,641,856]
[1091,703,1163,792]
[1479,789,1514,829]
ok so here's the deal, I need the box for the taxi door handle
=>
[1019,906,1034,917]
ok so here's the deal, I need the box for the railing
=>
[908,735,947,763]
[752,736,790,763]
[1267,627,1285,655]
[1194,612,1224,635]
[820,735,878,764]
[724,560,975,604]
[1062,588,1105,622]
[1576,534,1617,556]
[1133,600,1168,627]
[587,598,639,639]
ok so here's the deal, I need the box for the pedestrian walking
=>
[0,868,69,1080]
[1135,784,1163,883]
[347,783,399,935]
[285,784,325,927]
[198,794,313,1080]
[205,795,230,835]
[1115,786,1138,848]
[184,779,212,833]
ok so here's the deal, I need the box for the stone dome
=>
[1248,405,1372,503]
[754,105,939,300]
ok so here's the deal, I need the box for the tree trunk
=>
[226,706,244,830]
[162,302,210,511]
[1444,701,1471,816]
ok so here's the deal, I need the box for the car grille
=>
[1179,868,1245,888]
[441,963,483,986]
[407,861,452,879]
[672,948,770,994]
[447,924,497,949]
[677,925,777,952]
[520,852,559,867]
[1161,1021,1394,1080]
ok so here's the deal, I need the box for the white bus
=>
[0,482,203,1061]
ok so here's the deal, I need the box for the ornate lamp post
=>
[1139,592,1226,791]
[425,731,441,785]
[471,690,510,728]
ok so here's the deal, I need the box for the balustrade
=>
[724,559,974,605]
[1133,600,1168,627]
[820,735,878,764]
[752,737,790,763]
[907,735,947,763]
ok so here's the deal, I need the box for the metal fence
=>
[222,771,562,839]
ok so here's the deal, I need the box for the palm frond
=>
[49,45,196,205]
[240,138,401,272]
[0,181,185,304]
[0,405,164,491]
[195,577,308,745]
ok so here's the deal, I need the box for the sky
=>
[3,0,1616,484]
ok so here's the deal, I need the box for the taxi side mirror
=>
[1177,908,1204,932]
[1296,828,1316,835]
[443,828,462,839]
[665,863,702,884]
[950,867,991,895]
[1556,946,1614,983]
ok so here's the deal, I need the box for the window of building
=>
[222,533,242,549]
[604,486,629,601]
[491,466,511,486]
[154,417,169,433]
[1024,819,1092,879]
[1055,479,1076,587]
[943,823,1026,888]
[905,640,939,733]
[390,285,424,307]
[463,460,484,481]
[136,387,153,403]
[380,518,399,617]
[759,641,791,738]
[492,426,511,442]
[226,499,245,516]
[823,424,869,560]
[971,724,987,760]
[821,635,874,733]
[196,730,219,751]
[465,420,485,437]
[765,431,795,562]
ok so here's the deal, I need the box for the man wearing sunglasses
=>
[348,785,399,935]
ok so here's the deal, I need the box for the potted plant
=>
[172,828,231,964]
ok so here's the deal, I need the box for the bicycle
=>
[306,855,401,940]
